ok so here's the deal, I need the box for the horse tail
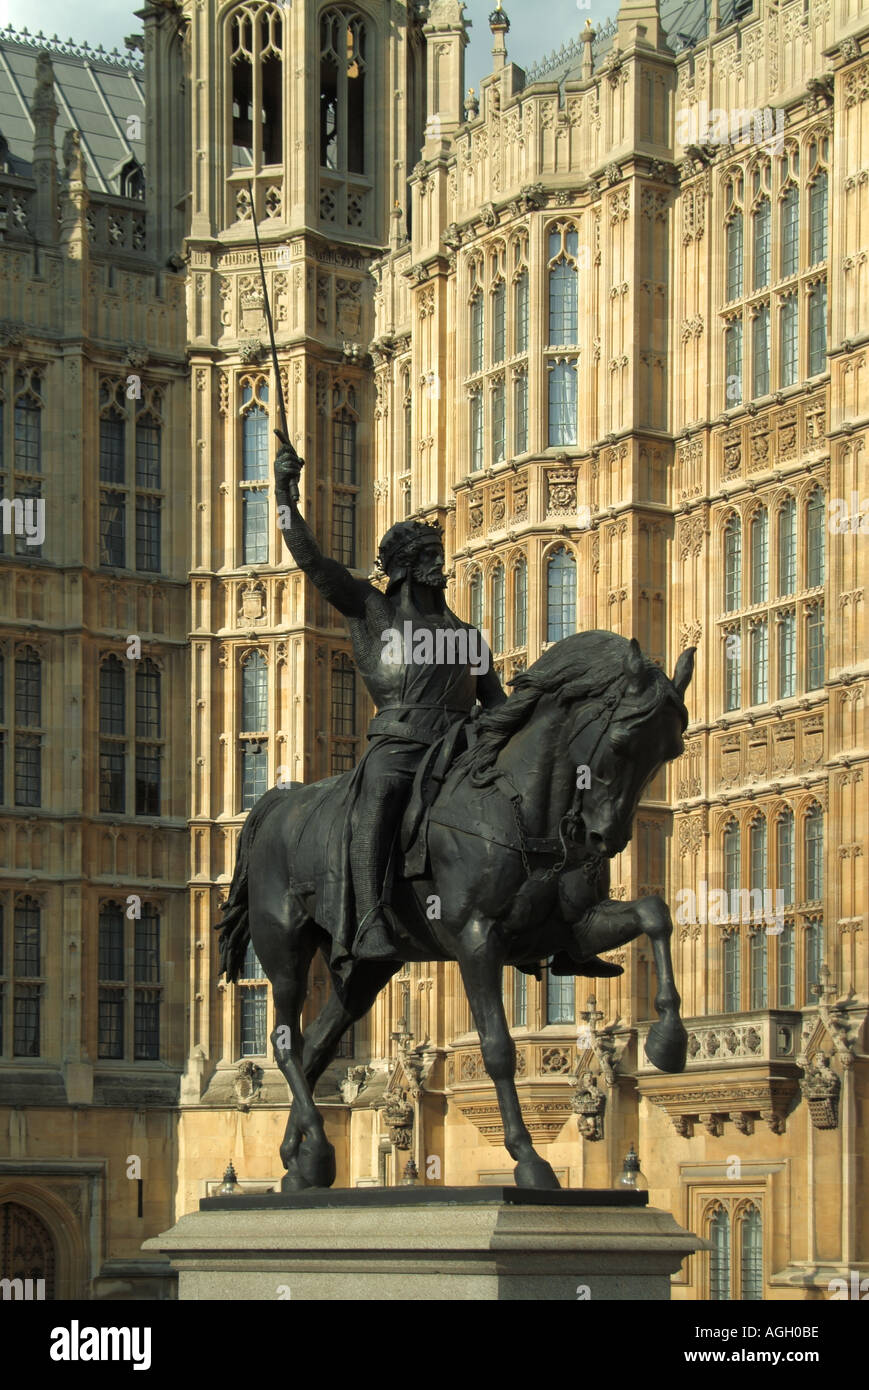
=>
[215,785,296,982]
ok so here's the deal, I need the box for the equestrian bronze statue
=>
[216,440,696,1192]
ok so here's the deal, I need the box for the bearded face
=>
[408,540,447,588]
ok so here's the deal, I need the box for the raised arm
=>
[275,441,371,620]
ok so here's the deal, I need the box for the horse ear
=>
[624,636,648,693]
[673,647,696,696]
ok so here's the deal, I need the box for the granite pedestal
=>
[144,1188,704,1301]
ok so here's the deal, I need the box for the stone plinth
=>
[144,1189,704,1301]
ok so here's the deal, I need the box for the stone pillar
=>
[31,52,58,245]
[423,0,471,139]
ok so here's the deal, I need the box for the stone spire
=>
[616,0,669,52]
[31,51,58,243]
[489,1,509,72]
[423,0,471,139]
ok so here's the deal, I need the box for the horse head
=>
[566,635,695,859]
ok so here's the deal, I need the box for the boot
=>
[355,906,399,961]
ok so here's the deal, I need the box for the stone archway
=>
[0,1201,56,1297]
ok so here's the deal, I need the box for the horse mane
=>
[460,631,688,781]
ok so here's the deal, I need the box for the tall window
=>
[806,488,825,588]
[470,292,483,375]
[780,295,798,387]
[99,655,126,814]
[740,1206,763,1301]
[491,564,505,655]
[468,570,483,631]
[331,653,357,774]
[806,603,824,690]
[749,818,767,1006]
[240,651,268,812]
[11,369,43,558]
[808,169,828,265]
[229,6,283,168]
[514,269,529,354]
[805,918,823,998]
[512,969,527,1027]
[548,360,577,447]
[13,647,42,808]
[752,198,770,290]
[725,321,743,407]
[750,508,768,604]
[777,612,795,698]
[331,387,359,567]
[804,805,823,901]
[724,516,742,611]
[726,210,744,301]
[99,379,165,572]
[707,1202,764,1300]
[11,896,42,1056]
[545,967,574,1024]
[135,413,162,571]
[777,498,796,595]
[97,901,161,1060]
[514,371,528,455]
[724,820,741,896]
[710,1208,731,1300]
[135,660,161,816]
[779,921,795,1007]
[807,283,827,377]
[492,280,506,363]
[319,8,365,175]
[777,810,794,906]
[546,548,576,644]
[750,928,767,1009]
[780,185,799,277]
[240,939,268,1056]
[723,930,740,1012]
[491,379,506,464]
[99,381,126,568]
[98,902,125,1058]
[240,378,269,564]
[470,393,483,471]
[547,226,579,346]
[752,305,770,398]
[513,556,527,649]
[725,629,741,712]
[750,621,768,704]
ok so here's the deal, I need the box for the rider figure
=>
[275,439,507,960]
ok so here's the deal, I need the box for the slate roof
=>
[523,0,755,88]
[0,25,145,194]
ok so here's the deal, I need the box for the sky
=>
[0,0,620,85]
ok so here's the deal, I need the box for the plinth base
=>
[144,1188,704,1301]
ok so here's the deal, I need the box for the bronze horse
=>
[217,631,695,1191]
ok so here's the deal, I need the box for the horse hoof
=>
[280,1165,313,1193]
[297,1141,336,1190]
[514,1157,561,1191]
[645,1020,688,1074]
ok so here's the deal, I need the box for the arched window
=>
[0,1204,56,1299]
[726,211,743,300]
[512,969,527,1027]
[491,379,506,465]
[806,487,825,588]
[98,901,125,1058]
[780,185,799,278]
[750,619,768,704]
[513,556,527,648]
[320,8,365,175]
[777,809,794,905]
[749,817,767,895]
[230,3,283,169]
[514,368,528,455]
[724,819,741,896]
[724,515,742,611]
[739,1205,763,1301]
[402,368,412,471]
[806,602,824,691]
[750,925,767,1008]
[805,917,823,998]
[469,392,483,471]
[135,409,162,572]
[136,660,161,740]
[777,497,796,595]
[240,937,268,1056]
[14,370,42,474]
[778,599,797,696]
[709,1207,731,1300]
[546,548,576,644]
[545,966,574,1024]
[468,570,483,631]
[804,804,823,901]
[241,652,267,732]
[752,198,770,289]
[99,656,125,735]
[119,158,145,200]
[752,304,770,398]
[548,360,577,447]
[779,919,795,1007]
[750,507,768,604]
[547,227,579,346]
[240,379,270,565]
[491,564,505,654]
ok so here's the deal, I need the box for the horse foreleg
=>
[573,896,687,1073]
[457,919,560,1191]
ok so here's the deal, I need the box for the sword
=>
[248,179,300,505]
